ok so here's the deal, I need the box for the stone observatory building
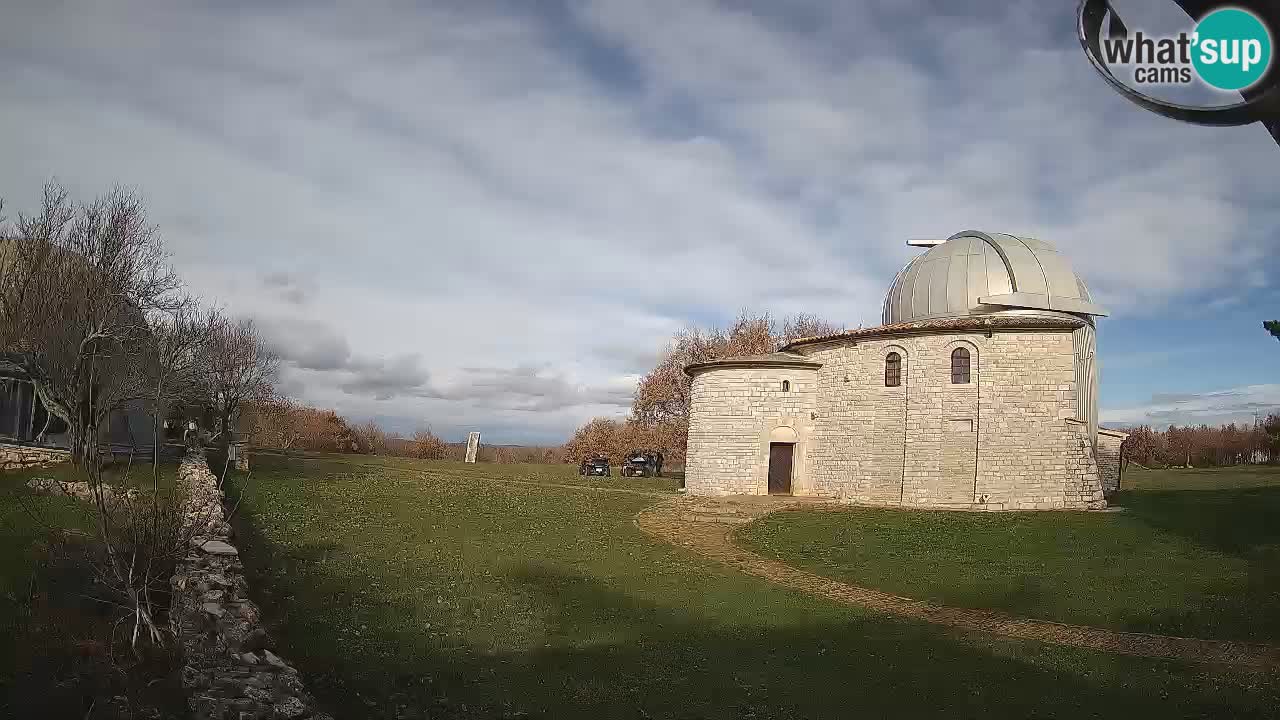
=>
[684,230,1127,510]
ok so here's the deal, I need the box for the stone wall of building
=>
[0,443,70,470]
[685,366,817,495]
[795,328,1105,510]
[1096,429,1127,494]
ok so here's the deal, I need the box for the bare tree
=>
[84,345,195,658]
[1,183,230,658]
[203,314,279,443]
[352,418,388,454]
[0,182,183,470]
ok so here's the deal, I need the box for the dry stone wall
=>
[172,454,331,720]
[1096,429,1126,494]
[27,476,139,505]
[0,443,70,470]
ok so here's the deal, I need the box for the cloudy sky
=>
[1,0,1276,443]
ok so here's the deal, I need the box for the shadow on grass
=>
[1111,486,1280,641]
[229,513,1278,719]
[0,530,186,719]
[1115,486,1280,557]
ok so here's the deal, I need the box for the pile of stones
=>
[171,454,330,720]
[26,477,138,504]
[0,443,71,470]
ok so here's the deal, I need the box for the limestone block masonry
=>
[173,454,332,720]
[685,232,1113,510]
[686,366,818,496]
[0,443,70,470]
[1096,428,1127,494]
[685,326,1108,510]
[807,329,1104,510]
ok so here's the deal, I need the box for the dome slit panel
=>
[936,257,957,313]
[928,257,951,316]
[911,256,931,315]
[1040,251,1086,303]
[996,234,1049,297]
[895,256,925,322]
[946,252,968,314]
[891,261,916,322]
[984,244,1013,296]
[964,248,988,311]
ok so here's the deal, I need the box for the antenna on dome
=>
[906,238,946,248]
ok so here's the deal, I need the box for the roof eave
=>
[783,313,1087,351]
[684,358,823,377]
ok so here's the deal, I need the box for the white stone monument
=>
[464,431,481,463]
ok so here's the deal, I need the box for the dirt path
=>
[636,496,1280,670]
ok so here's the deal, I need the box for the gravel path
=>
[636,496,1280,670]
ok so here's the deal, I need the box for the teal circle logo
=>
[1192,8,1273,90]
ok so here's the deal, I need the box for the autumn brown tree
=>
[563,312,840,465]
[240,397,304,450]
[622,311,840,460]
[411,428,449,459]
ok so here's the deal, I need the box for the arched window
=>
[951,347,971,384]
[884,352,901,387]
[781,380,791,392]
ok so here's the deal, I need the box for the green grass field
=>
[739,465,1280,645]
[224,454,1280,719]
[1,459,183,718]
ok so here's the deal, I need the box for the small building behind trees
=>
[0,354,152,452]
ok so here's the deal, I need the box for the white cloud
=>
[1,0,1275,442]
[1102,384,1280,428]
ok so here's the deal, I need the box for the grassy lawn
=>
[739,465,1280,646]
[226,453,1280,719]
[1,459,184,718]
[248,449,684,494]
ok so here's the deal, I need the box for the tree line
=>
[1121,417,1280,468]
[239,398,564,463]
[1116,320,1280,468]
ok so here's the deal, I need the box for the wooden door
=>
[768,443,794,495]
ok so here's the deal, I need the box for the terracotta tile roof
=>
[684,352,822,376]
[783,313,1085,350]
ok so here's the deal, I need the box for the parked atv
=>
[620,450,664,478]
[579,456,611,477]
